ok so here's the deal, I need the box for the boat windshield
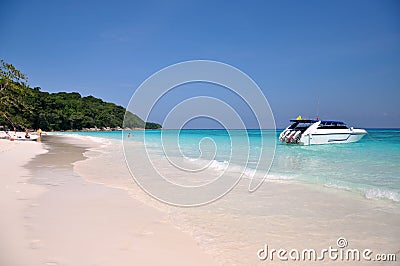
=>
[289,122,314,131]
[318,121,349,129]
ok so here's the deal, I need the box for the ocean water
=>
[57,129,400,203]
[58,129,400,265]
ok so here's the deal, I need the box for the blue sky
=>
[1,0,399,128]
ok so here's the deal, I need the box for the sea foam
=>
[365,188,400,202]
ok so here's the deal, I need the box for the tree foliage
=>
[145,122,162,129]
[0,59,33,128]
[0,60,161,131]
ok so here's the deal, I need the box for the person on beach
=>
[25,129,30,139]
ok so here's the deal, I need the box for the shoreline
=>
[70,134,400,265]
[2,134,399,265]
[0,136,218,265]
[56,129,400,204]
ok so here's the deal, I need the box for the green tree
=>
[0,60,33,129]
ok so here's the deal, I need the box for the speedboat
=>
[279,119,367,145]
[0,131,40,141]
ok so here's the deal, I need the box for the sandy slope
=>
[0,138,219,266]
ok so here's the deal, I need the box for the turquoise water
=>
[57,129,400,202]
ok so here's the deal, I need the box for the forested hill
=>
[0,60,161,131]
[22,90,146,130]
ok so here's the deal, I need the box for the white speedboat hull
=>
[299,131,367,145]
[279,120,367,145]
[12,135,40,141]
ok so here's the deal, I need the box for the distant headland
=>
[0,59,161,131]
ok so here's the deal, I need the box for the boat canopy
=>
[289,119,345,124]
[290,119,318,123]
[320,120,345,124]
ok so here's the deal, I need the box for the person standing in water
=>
[37,128,43,141]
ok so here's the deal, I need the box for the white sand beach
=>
[0,137,218,266]
[0,140,47,265]
[1,135,399,265]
